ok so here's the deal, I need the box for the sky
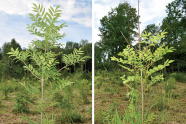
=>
[94,0,175,44]
[0,0,176,49]
[0,0,92,48]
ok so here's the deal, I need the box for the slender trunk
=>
[141,69,143,124]
[41,76,44,124]
[138,1,143,123]
[40,47,46,124]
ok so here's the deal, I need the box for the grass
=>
[0,71,92,124]
[95,70,186,124]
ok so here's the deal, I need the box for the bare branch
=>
[120,31,140,55]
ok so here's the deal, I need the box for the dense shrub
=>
[170,73,186,83]
[13,93,30,113]
[13,89,32,113]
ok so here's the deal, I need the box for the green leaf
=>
[49,8,53,16]
[55,5,60,11]
[33,3,37,8]
[50,6,54,12]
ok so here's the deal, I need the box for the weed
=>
[172,92,182,99]
[110,86,120,95]
[102,108,115,123]
[104,86,112,92]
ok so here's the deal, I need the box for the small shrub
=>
[54,87,74,109]
[53,92,64,107]
[170,73,186,83]
[125,89,138,102]
[96,81,102,89]
[78,79,90,104]
[0,82,13,99]
[13,89,32,113]
[57,108,84,123]
[163,77,176,97]
[153,93,169,111]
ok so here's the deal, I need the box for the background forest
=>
[0,39,92,80]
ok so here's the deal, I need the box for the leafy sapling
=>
[8,3,89,124]
[111,31,175,123]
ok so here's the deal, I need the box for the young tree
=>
[111,31,175,123]
[8,3,88,123]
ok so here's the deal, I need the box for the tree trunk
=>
[41,76,44,124]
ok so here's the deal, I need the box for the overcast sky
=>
[0,0,92,48]
[93,0,175,44]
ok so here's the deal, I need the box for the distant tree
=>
[1,39,23,78]
[73,42,79,49]
[94,42,109,70]
[98,2,138,69]
[142,24,159,35]
[65,41,74,50]
[80,39,88,47]
[82,43,92,72]
[0,48,3,60]
[161,0,186,72]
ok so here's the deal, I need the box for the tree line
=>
[95,0,186,73]
[0,39,92,80]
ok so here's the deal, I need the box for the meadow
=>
[0,71,92,123]
[95,70,186,124]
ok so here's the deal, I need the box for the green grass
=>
[0,71,92,123]
[95,70,186,124]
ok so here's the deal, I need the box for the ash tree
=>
[8,3,89,123]
[111,31,175,123]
